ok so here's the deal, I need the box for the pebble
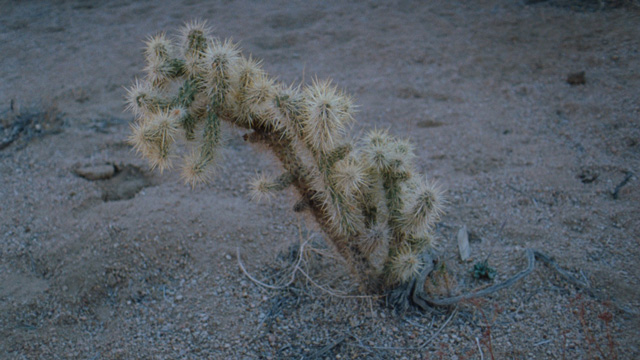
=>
[457,225,471,261]
[74,164,115,180]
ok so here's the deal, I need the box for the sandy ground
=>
[1,0,639,358]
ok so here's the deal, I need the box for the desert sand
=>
[1,0,639,358]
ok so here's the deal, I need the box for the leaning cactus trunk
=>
[126,21,444,294]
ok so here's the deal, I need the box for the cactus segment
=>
[201,38,240,104]
[128,109,182,172]
[180,20,211,56]
[180,110,221,187]
[387,244,423,284]
[330,154,372,198]
[301,79,355,154]
[400,177,444,236]
[249,172,293,202]
[226,56,265,128]
[144,32,173,62]
[125,79,169,117]
[356,223,390,257]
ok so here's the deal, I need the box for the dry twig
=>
[418,307,458,349]
[238,238,380,300]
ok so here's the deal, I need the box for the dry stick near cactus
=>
[126,21,628,312]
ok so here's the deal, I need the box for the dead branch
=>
[407,249,639,316]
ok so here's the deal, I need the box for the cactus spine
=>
[126,21,444,293]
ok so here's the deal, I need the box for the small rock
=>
[457,225,471,261]
[578,167,598,183]
[74,163,116,180]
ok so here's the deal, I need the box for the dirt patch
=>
[98,164,153,201]
[73,163,154,201]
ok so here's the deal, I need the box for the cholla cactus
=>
[126,21,444,293]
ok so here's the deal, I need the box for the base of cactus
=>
[387,250,436,313]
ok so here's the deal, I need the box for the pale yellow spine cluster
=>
[126,21,444,290]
